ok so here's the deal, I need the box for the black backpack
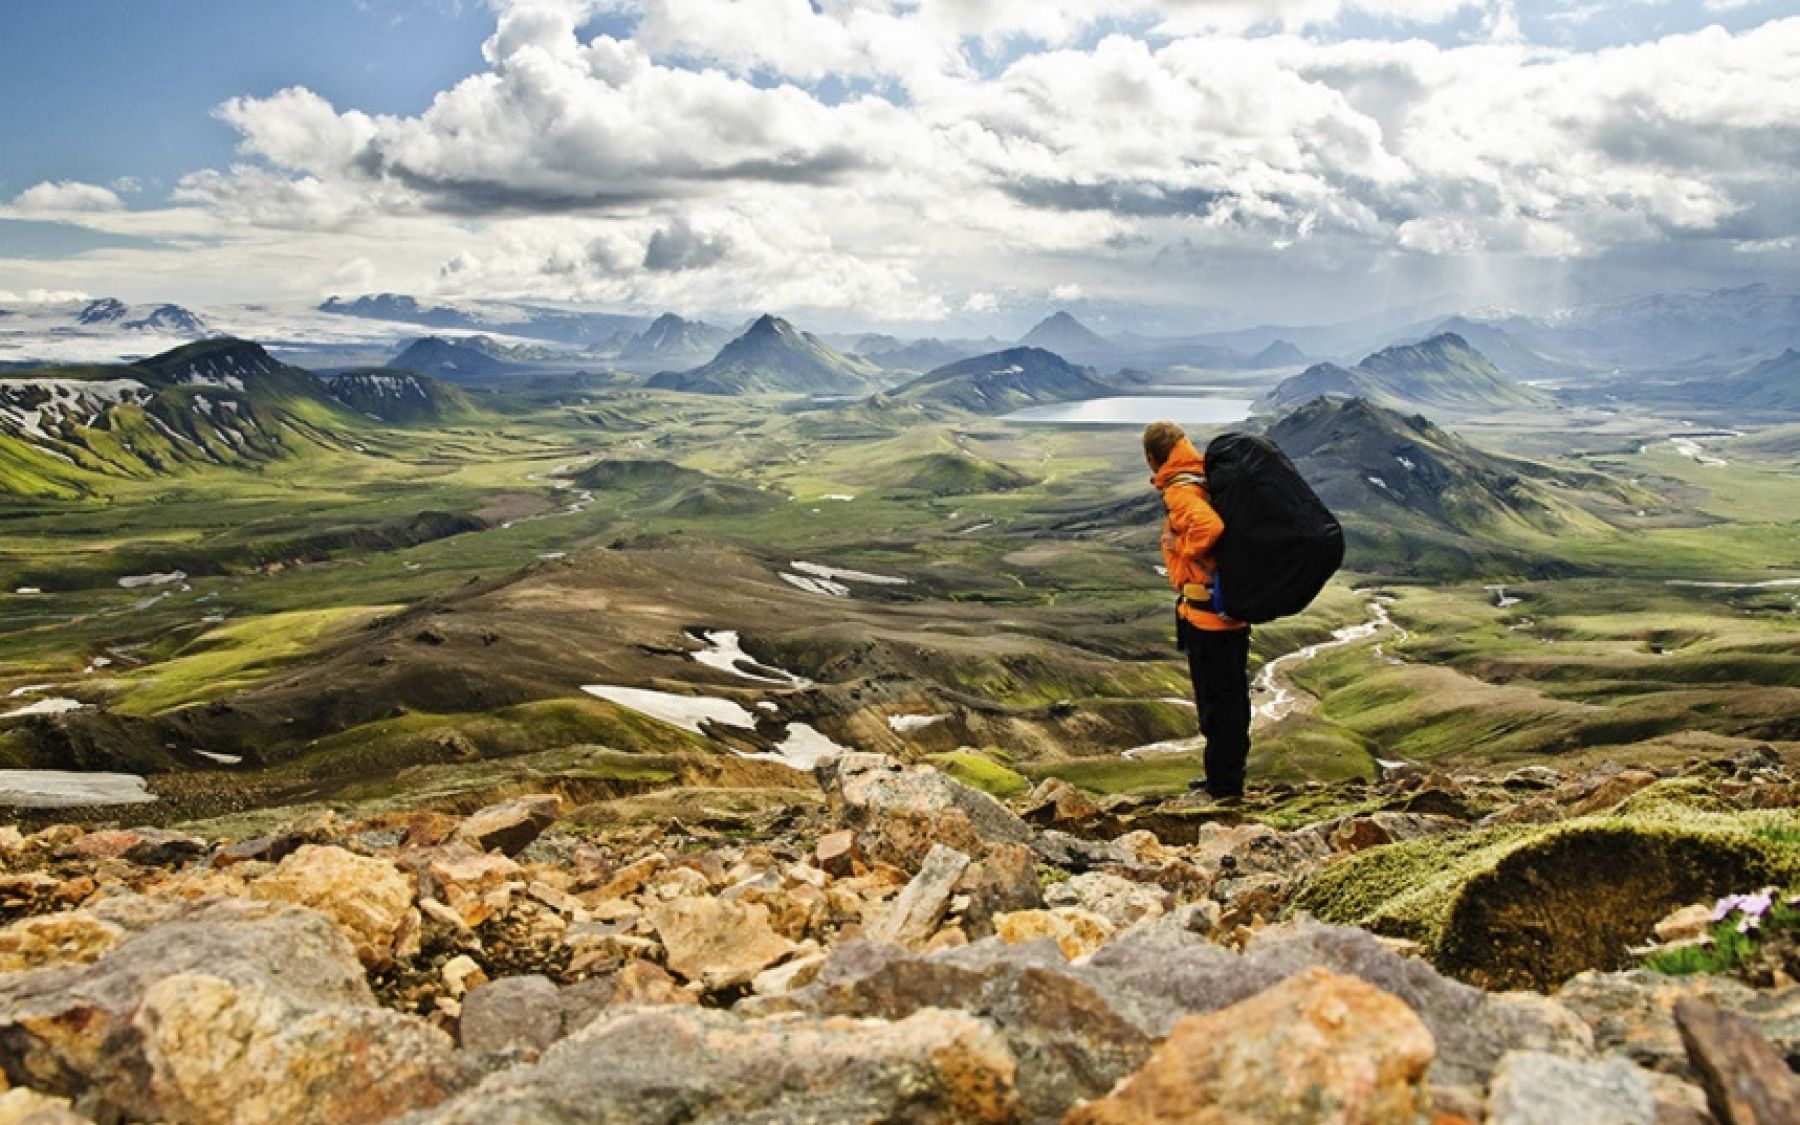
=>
[1201,432,1344,624]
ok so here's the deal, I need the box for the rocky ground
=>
[3,746,1800,1124]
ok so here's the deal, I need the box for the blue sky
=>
[1,0,1795,330]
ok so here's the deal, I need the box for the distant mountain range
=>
[1259,334,1550,415]
[384,336,559,385]
[321,293,646,348]
[613,314,732,371]
[646,315,883,395]
[0,339,361,497]
[883,346,1112,414]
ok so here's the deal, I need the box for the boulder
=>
[957,843,1044,939]
[1044,873,1167,929]
[132,972,472,1125]
[994,908,1115,961]
[69,828,206,868]
[752,938,1152,1122]
[824,753,1032,870]
[1486,1051,1655,1125]
[1017,779,1118,837]
[649,897,795,991]
[406,1005,1019,1123]
[1675,996,1800,1125]
[863,844,969,950]
[0,912,122,974]
[1556,970,1800,1077]
[0,1088,93,1124]
[0,900,373,1113]
[451,795,561,857]
[814,830,860,877]
[459,975,563,1055]
[1064,967,1435,1125]
[251,845,419,968]
[1073,915,1592,1089]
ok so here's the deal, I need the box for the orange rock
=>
[1065,967,1435,1125]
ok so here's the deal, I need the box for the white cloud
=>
[7,0,1797,326]
[11,181,127,213]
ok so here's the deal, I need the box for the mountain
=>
[1259,334,1551,414]
[0,339,360,497]
[645,315,882,395]
[858,337,987,374]
[323,370,478,424]
[1725,349,1800,412]
[1427,317,1579,381]
[385,336,547,385]
[1019,311,1113,358]
[614,314,732,370]
[1475,285,1800,371]
[883,347,1112,414]
[1265,396,1630,576]
[1246,340,1306,369]
[320,293,646,348]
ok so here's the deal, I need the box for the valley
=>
[1,302,1794,832]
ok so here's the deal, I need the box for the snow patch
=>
[791,561,907,586]
[0,697,86,719]
[118,571,186,589]
[689,629,812,688]
[580,685,758,734]
[0,770,155,808]
[887,714,947,733]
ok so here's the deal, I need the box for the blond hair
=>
[1142,420,1185,468]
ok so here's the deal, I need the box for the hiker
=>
[1145,420,1251,800]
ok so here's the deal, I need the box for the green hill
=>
[1260,334,1552,415]
[882,346,1112,414]
[0,339,364,497]
[324,369,479,424]
[646,315,882,395]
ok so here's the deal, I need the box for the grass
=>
[927,749,1031,798]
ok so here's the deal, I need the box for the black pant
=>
[1180,618,1251,797]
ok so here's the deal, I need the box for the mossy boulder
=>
[1292,781,1800,990]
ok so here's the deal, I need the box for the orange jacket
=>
[1154,437,1244,631]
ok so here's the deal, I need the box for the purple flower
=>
[1740,891,1775,918]
[1713,894,1746,922]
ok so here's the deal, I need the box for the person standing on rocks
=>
[1145,420,1251,800]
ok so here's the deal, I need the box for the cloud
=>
[11,181,127,213]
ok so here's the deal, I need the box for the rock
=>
[451,795,561,857]
[1328,812,1457,855]
[212,834,305,869]
[440,955,487,998]
[1064,967,1435,1125]
[1557,970,1800,1077]
[1567,769,1660,816]
[0,912,122,973]
[1017,778,1118,837]
[752,952,826,996]
[0,900,373,1111]
[753,938,1152,1121]
[251,844,419,968]
[1072,915,1592,1089]
[864,843,969,950]
[69,828,206,868]
[0,1088,92,1124]
[1487,1051,1655,1125]
[649,897,795,991]
[460,975,563,1055]
[814,829,860,877]
[824,753,1032,870]
[994,907,1115,961]
[133,971,471,1125]
[1044,873,1168,929]
[1654,904,1714,944]
[586,852,666,899]
[1503,766,1564,790]
[957,842,1044,939]
[1675,996,1800,1125]
[407,1005,1019,1123]
[561,960,694,1026]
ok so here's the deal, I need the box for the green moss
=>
[1027,752,1206,797]
[928,750,1031,798]
[1294,783,1800,989]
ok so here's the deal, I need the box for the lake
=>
[1001,395,1255,426]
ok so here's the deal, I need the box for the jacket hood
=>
[1152,436,1206,490]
